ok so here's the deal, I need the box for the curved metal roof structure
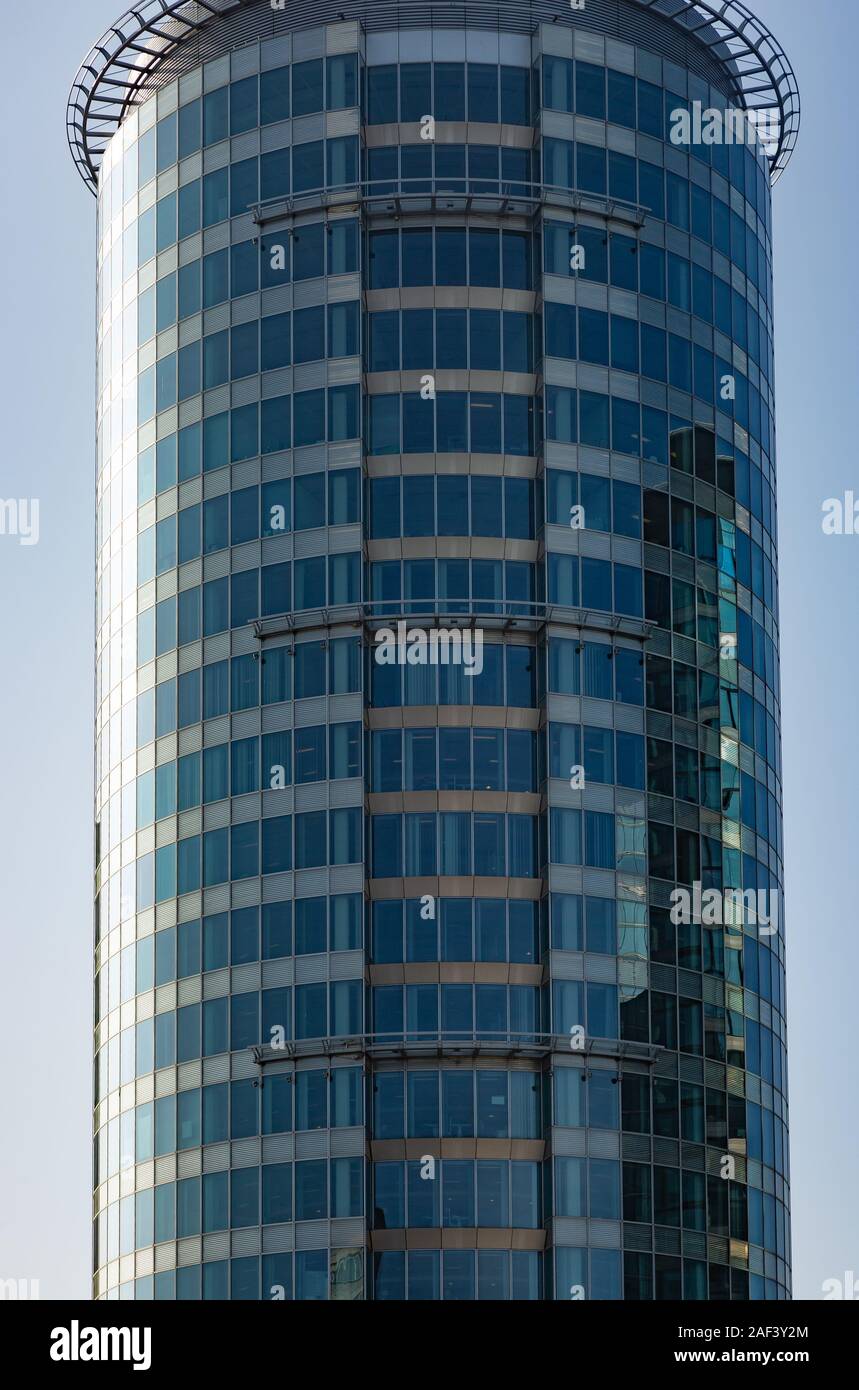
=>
[67,0,800,196]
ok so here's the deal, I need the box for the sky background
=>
[0,0,855,1301]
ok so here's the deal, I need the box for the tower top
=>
[67,0,800,196]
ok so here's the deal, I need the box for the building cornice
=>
[67,0,799,196]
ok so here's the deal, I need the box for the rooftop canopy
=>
[67,0,800,195]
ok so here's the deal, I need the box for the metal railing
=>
[252,601,654,643]
[250,1032,662,1064]
[249,179,649,228]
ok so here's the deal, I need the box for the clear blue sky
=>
[0,0,854,1299]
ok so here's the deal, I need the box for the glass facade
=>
[81,2,791,1300]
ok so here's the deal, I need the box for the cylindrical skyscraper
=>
[70,0,799,1301]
